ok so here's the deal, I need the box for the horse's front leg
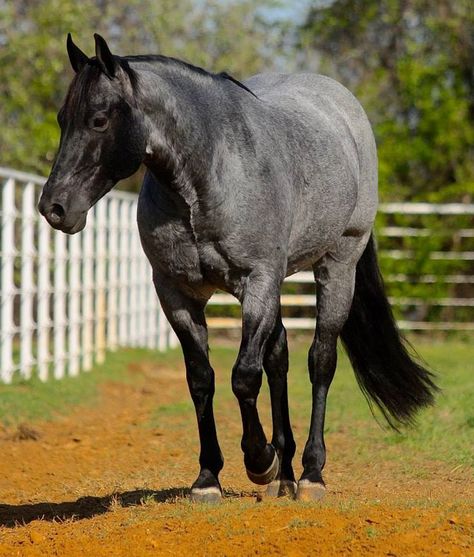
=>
[153,275,223,502]
[232,272,282,485]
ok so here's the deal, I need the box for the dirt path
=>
[0,356,472,556]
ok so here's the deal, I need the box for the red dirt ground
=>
[0,357,472,556]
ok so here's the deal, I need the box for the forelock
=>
[63,63,103,119]
[62,59,137,120]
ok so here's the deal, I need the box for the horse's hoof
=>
[246,447,279,486]
[190,486,222,503]
[265,479,297,498]
[296,479,326,502]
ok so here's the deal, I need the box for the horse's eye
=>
[91,116,109,132]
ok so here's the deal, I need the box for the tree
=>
[300,1,474,321]
[301,0,474,202]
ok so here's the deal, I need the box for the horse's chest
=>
[137,207,201,279]
[138,210,241,296]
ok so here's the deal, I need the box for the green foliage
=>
[300,0,474,315]
[301,0,474,202]
[0,0,95,174]
[0,0,288,177]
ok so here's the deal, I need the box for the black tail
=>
[340,234,438,429]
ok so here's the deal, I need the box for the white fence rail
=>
[0,168,177,384]
[1,167,474,383]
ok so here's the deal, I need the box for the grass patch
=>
[0,348,165,425]
[285,337,474,469]
[153,400,194,417]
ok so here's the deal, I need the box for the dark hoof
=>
[265,479,297,498]
[296,479,326,501]
[246,447,279,486]
[190,486,222,503]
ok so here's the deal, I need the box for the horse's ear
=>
[67,33,89,73]
[94,33,118,78]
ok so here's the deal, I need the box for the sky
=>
[264,0,313,24]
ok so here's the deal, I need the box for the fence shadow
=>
[0,487,190,528]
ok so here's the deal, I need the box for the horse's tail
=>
[340,234,438,429]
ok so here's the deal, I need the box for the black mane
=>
[123,54,258,99]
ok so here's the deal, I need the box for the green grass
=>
[154,400,194,416]
[151,336,474,470]
[0,348,176,426]
[1,337,473,471]
[286,338,474,469]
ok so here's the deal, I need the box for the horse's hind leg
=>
[263,312,297,497]
[297,238,367,501]
[153,274,223,503]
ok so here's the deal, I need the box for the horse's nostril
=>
[49,203,65,225]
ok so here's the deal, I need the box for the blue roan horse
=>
[39,35,437,502]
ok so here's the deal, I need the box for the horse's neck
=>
[135,63,248,207]
[139,76,212,205]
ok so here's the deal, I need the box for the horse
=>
[39,34,437,502]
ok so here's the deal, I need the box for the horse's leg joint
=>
[231,363,263,401]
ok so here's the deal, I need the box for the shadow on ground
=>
[0,488,188,527]
[0,487,258,527]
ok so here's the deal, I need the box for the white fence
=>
[0,168,177,384]
[1,167,474,383]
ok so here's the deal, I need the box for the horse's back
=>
[245,72,373,147]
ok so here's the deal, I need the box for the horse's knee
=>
[232,362,263,402]
[187,364,215,405]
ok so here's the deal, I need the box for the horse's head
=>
[39,34,147,233]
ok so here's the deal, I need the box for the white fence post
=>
[1,178,16,383]
[20,181,36,380]
[119,200,130,346]
[53,231,67,379]
[129,201,139,347]
[107,197,119,351]
[95,201,107,363]
[82,211,94,371]
[146,267,155,349]
[37,214,51,381]
[68,232,81,376]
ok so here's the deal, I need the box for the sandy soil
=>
[0,358,472,556]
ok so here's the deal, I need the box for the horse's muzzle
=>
[38,195,87,234]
